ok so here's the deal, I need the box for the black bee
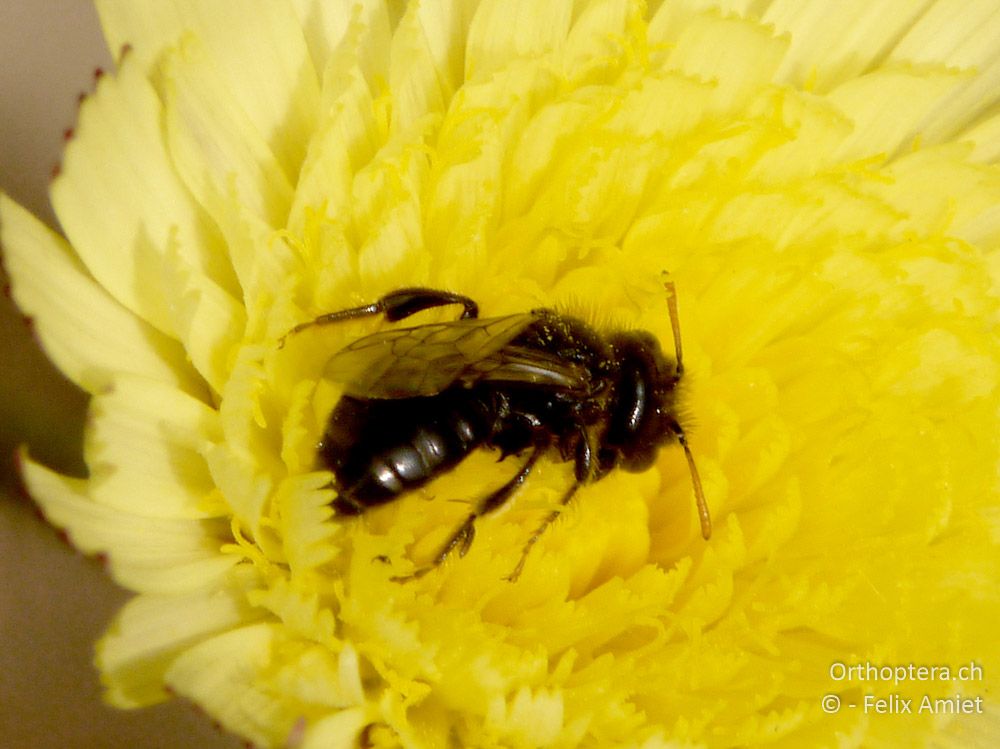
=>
[282,281,710,581]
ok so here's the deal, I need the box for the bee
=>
[282,281,710,581]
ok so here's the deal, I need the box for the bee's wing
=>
[464,346,592,394]
[326,313,545,398]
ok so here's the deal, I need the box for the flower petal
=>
[875,144,1000,242]
[164,624,301,747]
[158,233,247,393]
[23,455,237,594]
[826,64,969,161]
[85,374,223,519]
[299,707,368,749]
[49,54,238,337]
[890,0,1000,68]
[289,44,380,235]
[662,10,788,112]
[764,0,934,91]
[0,194,205,396]
[889,1,1000,147]
[96,0,320,177]
[561,0,630,75]
[162,38,295,230]
[289,0,358,76]
[389,0,475,130]
[466,0,573,79]
[98,582,261,707]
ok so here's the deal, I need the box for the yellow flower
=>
[3,0,999,746]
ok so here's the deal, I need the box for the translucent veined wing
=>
[325,313,548,398]
[462,345,592,393]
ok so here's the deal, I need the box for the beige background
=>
[0,2,241,747]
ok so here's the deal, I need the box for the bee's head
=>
[600,331,681,473]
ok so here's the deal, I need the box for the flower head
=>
[3,0,999,746]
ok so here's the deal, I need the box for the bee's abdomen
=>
[320,393,491,513]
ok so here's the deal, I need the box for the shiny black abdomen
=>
[320,391,495,514]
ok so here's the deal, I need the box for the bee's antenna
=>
[662,276,684,374]
[662,275,711,540]
[676,429,712,540]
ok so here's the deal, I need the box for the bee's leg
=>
[377,288,479,322]
[280,288,478,346]
[503,482,581,583]
[504,429,593,582]
[392,446,544,582]
[331,491,367,516]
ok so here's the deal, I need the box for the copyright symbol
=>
[821,694,841,714]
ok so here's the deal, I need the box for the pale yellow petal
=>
[205,442,273,533]
[299,708,369,749]
[290,54,379,234]
[0,194,205,396]
[422,95,510,286]
[215,207,300,335]
[465,0,573,79]
[317,0,397,106]
[889,0,1000,151]
[764,0,934,91]
[889,0,1000,68]
[561,0,630,76]
[50,56,235,335]
[913,56,1000,149]
[486,686,564,747]
[158,234,247,392]
[164,624,296,747]
[351,141,431,286]
[96,0,320,177]
[389,0,475,130]
[98,583,260,707]
[22,456,237,593]
[85,374,223,519]
[875,144,1000,243]
[825,65,968,161]
[663,10,788,112]
[162,38,294,230]
[273,473,339,573]
[290,0,358,75]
